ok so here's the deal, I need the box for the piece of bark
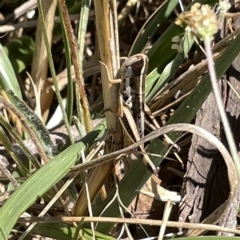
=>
[179,56,240,236]
[179,6,240,235]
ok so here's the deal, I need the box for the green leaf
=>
[3,36,34,74]
[0,44,22,99]
[146,32,194,102]
[129,0,179,55]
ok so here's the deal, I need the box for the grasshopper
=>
[103,53,180,174]
[101,53,157,173]
[116,53,158,174]
[119,54,147,138]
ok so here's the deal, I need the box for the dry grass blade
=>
[120,105,157,173]
[73,0,123,216]
[58,0,92,133]
[118,0,138,26]
[158,200,173,240]
[18,215,240,235]
[31,0,57,121]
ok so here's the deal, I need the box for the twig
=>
[0,14,82,33]
[18,216,240,235]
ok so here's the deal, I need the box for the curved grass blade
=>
[94,141,167,233]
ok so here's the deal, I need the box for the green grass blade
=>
[129,0,179,55]
[3,36,34,74]
[38,0,74,144]
[129,0,218,104]
[146,32,194,102]
[58,3,74,124]
[76,0,92,123]
[146,0,218,74]
[32,222,115,240]
[0,44,22,99]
